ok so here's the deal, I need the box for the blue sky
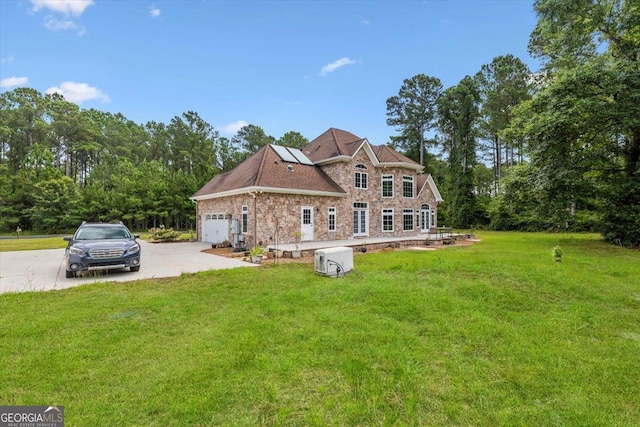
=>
[0,0,540,145]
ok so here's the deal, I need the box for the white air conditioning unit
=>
[315,247,354,277]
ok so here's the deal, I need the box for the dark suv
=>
[63,222,141,278]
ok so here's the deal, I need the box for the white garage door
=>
[203,214,229,244]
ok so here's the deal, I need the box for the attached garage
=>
[202,214,230,244]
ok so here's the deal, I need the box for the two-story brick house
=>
[191,128,443,248]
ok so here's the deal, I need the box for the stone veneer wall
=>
[196,148,440,246]
[317,148,439,237]
[196,193,346,248]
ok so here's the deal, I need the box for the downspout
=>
[190,198,198,241]
[248,190,257,248]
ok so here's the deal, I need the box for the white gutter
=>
[312,155,352,165]
[426,174,444,202]
[191,186,346,202]
[379,162,423,171]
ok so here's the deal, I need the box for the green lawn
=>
[0,232,182,252]
[1,232,638,426]
[0,236,69,251]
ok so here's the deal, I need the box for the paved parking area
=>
[0,240,256,294]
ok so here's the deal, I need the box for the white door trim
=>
[420,204,430,232]
[301,206,314,241]
[353,202,369,237]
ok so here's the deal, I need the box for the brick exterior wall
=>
[196,146,439,247]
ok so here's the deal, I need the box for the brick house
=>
[191,128,443,248]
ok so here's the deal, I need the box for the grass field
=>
[0,236,69,251]
[0,232,185,252]
[1,232,638,426]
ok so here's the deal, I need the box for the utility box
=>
[315,247,354,277]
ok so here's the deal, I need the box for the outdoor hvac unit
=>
[315,247,354,277]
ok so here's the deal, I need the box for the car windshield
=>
[75,226,131,240]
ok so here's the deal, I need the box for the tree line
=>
[1,0,637,247]
[386,0,639,247]
[0,89,308,233]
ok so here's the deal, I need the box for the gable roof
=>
[191,144,346,201]
[417,173,444,202]
[303,127,422,171]
[372,145,415,164]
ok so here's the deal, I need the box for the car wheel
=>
[65,270,75,278]
[130,266,140,272]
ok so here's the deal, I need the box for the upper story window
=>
[354,164,368,189]
[403,176,414,198]
[382,175,393,198]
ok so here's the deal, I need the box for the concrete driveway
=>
[0,240,256,294]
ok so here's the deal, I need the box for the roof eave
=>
[313,155,352,165]
[417,174,444,202]
[359,139,381,167]
[191,186,346,201]
[378,162,423,171]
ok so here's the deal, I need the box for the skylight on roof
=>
[271,144,315,165]
[271,145,298,163]
[287,148,314,165]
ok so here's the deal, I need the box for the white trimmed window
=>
[328,207,336,232]
[382,175,393,198]
[242,205,248,233]
[354,164,368,189]
[403,209,414,231]
[403,176,414,198]
[382,209,394,232]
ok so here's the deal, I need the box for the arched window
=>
[354,164,368,189]
[420,204,431,231]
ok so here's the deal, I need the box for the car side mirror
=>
[63,236,71,241]
[133,234,140,239]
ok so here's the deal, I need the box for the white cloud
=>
[30,0,95,16]
[319,57,358,77]
[45,81,110,104]
[221,120,248,134]
[44,15,77,31]
[1,56,15,64]
[150,7,161,17]
[361,19,370,26]
[31,1,93,33]
[0,76,29,88]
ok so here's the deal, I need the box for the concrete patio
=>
[266,229,458,255]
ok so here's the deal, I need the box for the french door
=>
[353,202,369,237]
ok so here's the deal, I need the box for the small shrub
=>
[250,246,265,256]
[148,226,181,242]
